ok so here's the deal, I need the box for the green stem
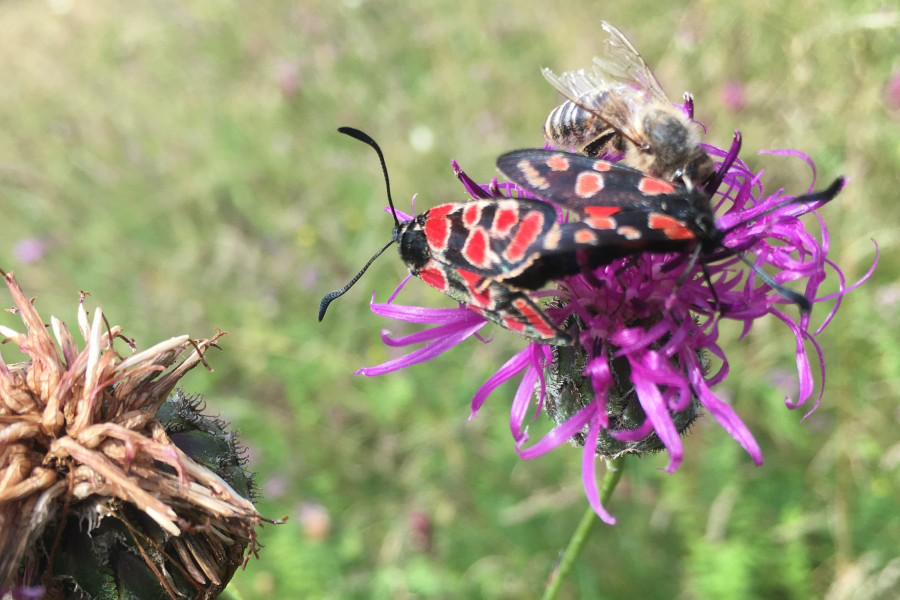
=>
[542,456,625,600]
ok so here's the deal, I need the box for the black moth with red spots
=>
[496,149,721,258]
[319,129,844,347]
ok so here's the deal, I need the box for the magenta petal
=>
[585,353,612,428]
[685,351,763,465]
[386,205,414,222]
[800,332,827,420]
[472,330,494,344]
[815,240,879,302]
[380,320,486,346]
[356,322,485,376]
[452,159,494,199]
[770,309,814,408]
[582,413,616,525]
[530,345,550,421]
[370,301,482,324]
[510,364,540,445]
[612,418,656,442]
[386,274,413,304]
[470,345,532,417]
[632,369,682,473]
[518,400,596,460]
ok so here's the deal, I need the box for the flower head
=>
[354,133,874,524]
[0,273,265,594]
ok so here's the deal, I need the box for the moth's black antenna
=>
[319,128,401,322]
[337,126,400,228]
[719,177,844,239]
[700,263,722,313]
[318,240,395,321]
[736,253,811,313]
[705,177,843,313]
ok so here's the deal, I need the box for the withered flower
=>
[0,272,264,599]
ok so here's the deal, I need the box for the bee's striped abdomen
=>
[543,92,616,156]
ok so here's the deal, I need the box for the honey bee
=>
[542,22,714,189]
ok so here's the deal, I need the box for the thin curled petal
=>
[632,371,682,473]
[355,322,485,376]
[470,345,532,417]
[582,414,616,525]
[518,401,597,460]
[510,364,540,445]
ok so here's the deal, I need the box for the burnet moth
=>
[318,128,844,346]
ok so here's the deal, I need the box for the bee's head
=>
[644,110,692,159]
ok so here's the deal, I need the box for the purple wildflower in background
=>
[12,238,47,264]
[355,137,875,524]
[720,81,747,113]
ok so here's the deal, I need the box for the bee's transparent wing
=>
[591,21,670,104]
[541,64,644,146]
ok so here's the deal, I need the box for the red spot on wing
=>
[575,172,604,198]
[463,227,490,267]
[492,205,519,235]
[638,177,676,195]
[470,287,492,307]
[427,204,456,218]
[546,154,570,171]
[584,207,618,230]
[647,214,683,230]
[463,203,482,227]
[503,211,544,263]
[592,160,613,172]
[457,269,491,307]
[587,217,615,229]
[648,213,695,240]
[663,226,695,240]
[584,206,621,217]
[456,268,481,287]
[424,218,449,251]
[418,267,447,292]
[574,229,597,244]
[424,204,456,252]
[502,315,526,333]
[512,298,554,337]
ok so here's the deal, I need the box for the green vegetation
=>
[1,1,897,598]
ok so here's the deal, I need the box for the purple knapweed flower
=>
[354,135,875,524]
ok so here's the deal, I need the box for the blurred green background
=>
[1,0,898,598]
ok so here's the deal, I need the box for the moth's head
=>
[396,217,430,271]
[689,198,720,251]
